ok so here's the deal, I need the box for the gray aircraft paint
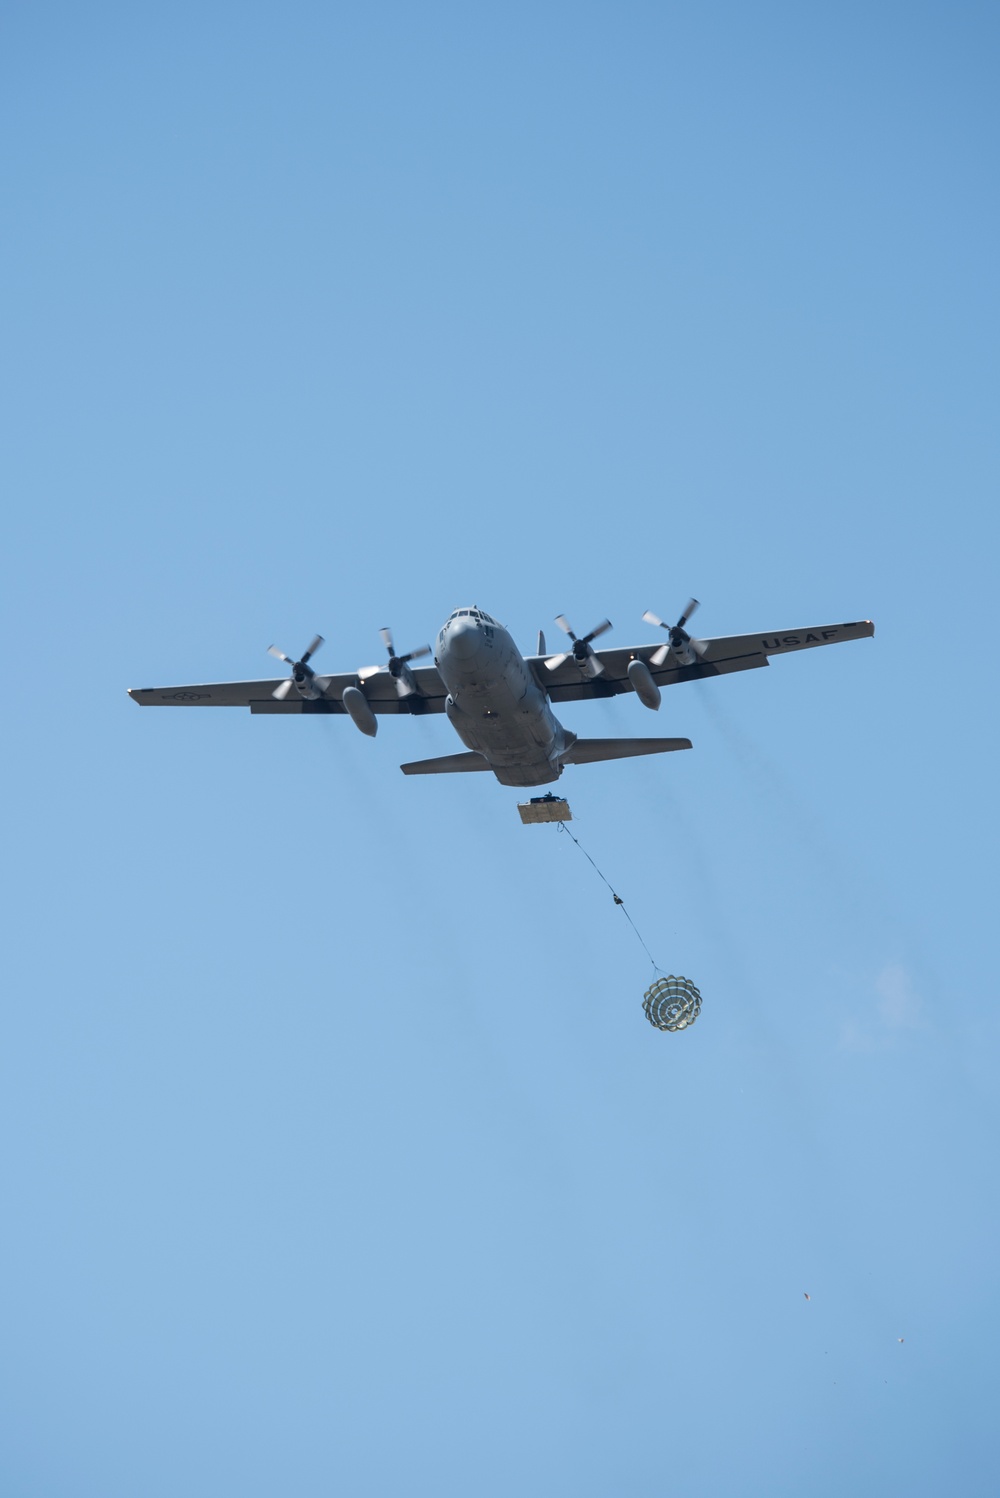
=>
[128,606,874,787]
[434,608,571,787]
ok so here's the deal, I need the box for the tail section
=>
[399,738,691,778]
[400,752,491,775]
[561,737,692,765]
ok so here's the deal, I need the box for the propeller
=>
[545,616,612,677]
[267,634,325,700]
[358,627,431,698]
[642,600,708,667]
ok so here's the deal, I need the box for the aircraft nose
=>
[448,618,482,661]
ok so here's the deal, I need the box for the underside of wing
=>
[128,663,447,714]
[532,645,767,703]
[533,618,874,704]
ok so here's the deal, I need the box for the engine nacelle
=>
[341,685,378,737]
[294,672,324,701]
[670,639,700,668]
[627,657,661,710]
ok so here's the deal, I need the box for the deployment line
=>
[556,820,659,971]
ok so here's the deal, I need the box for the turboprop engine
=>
[267,636,327,701]
[544,615,613,678]
[642,599,708,669]
[357,628,431,699]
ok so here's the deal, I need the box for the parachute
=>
[521,801,703,1033]
[642,975,702,1032]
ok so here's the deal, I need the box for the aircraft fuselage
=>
[435,607,570,786]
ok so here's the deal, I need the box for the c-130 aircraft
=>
[129,601,874,788]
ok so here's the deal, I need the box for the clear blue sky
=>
[2,4,998,1494]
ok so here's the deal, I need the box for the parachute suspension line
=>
[550,817,703,1032]
[556,821,660,972]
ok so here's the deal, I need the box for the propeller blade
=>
[301,635,324,664]
[272,678,293,700]
[583,618,612,644]
[545,651,571,671]
[400,644,431,664]
[677,599,699,628]
[267,645,293,664]
[379,627,394,654]
[395,675,415,698]
[357,665,383,681]
[585,652,606,677]
[650,637,706,668]
[554,615,576,639]
[642,610,665,629]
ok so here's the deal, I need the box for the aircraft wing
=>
[128,663,448,714]
[535,619,874,703]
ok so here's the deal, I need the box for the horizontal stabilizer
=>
[400,751,492,775]
[562,737,692,765]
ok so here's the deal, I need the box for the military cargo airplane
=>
[129,602,874,788]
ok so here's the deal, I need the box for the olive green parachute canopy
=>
[643,975,702,1032]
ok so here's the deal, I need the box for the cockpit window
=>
[448,607,497,623]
